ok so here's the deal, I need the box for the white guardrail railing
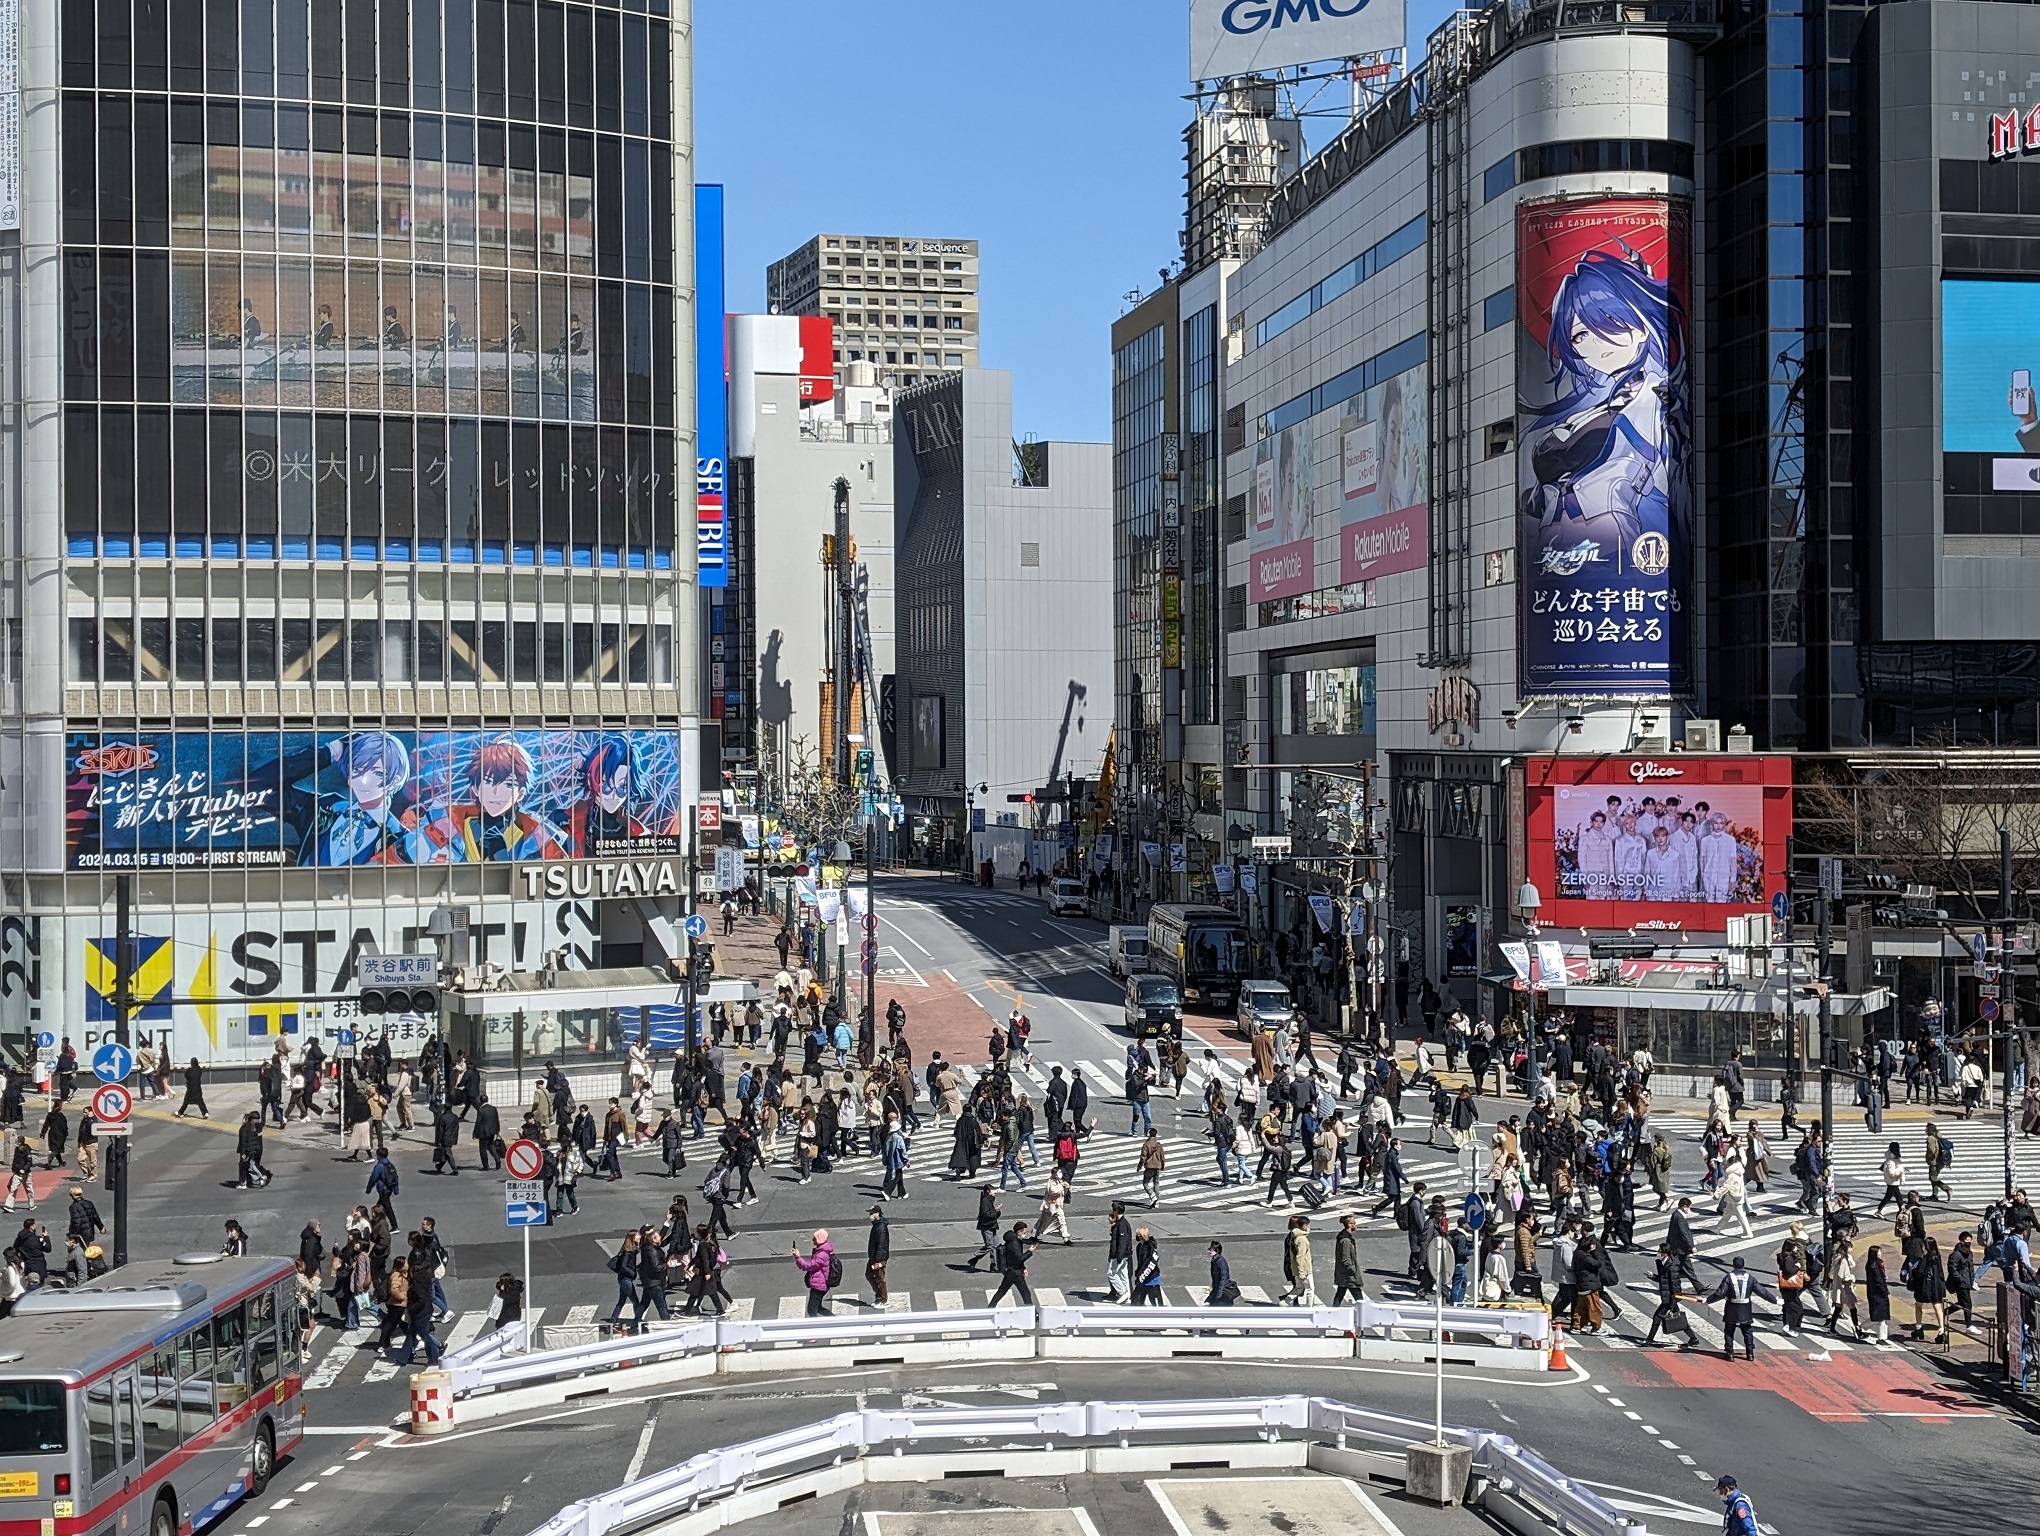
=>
[431,1298,1550,1407]
[520,1395,1644,1536]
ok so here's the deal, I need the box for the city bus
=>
[1145,902,1249,1012]
[0,1255,306,1536]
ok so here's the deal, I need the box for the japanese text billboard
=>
[1337,361,1429,581]
[1526,755,1791,931]
[1250,416,1315,601]
[64,729,685,871]
[1517,198,1692,697]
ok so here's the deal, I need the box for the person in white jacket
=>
[1715,1155,1753,1237]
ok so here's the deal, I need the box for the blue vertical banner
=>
[696,184,729,588]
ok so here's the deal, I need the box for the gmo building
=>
[0,0,703,1068]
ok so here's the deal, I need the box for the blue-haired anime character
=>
[568,734,645,855]
[291,730,431,865]
[1520,247,1691,558]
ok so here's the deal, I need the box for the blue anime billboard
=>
[64,729,685,870]
[1516,197,1693,698]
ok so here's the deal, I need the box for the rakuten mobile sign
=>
[1191,0,1407,81]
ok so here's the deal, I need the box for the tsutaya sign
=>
[520,860,682,899]
[1989,106,2040,160]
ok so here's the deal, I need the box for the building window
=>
[1482,287,1515,331]
[1483,156,1515,202]
[945,261,962,270]
[945,353,963,366]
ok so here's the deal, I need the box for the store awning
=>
[1544,983,1893,1016]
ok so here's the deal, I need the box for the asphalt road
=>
[22,876,2037,1536]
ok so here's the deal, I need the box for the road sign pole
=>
[523,1221,532,1350]
[111,874,132,1271]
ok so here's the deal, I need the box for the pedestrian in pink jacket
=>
[791,1228,836,1317]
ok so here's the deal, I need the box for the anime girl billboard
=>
[1516,198,1693,697]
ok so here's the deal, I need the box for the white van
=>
[1107,924,1150,978]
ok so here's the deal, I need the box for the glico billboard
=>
[1526,755,1791,931]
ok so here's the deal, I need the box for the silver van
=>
[1107,924,1150,978]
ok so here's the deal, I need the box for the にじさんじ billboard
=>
[1516,197,1693,698]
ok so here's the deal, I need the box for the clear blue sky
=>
[695,0,1457,443]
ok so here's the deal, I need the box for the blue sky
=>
[695,0,1457,443]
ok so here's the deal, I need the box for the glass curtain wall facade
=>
[1183,303,1218,730]
[60,0,683,702]
[1111,320,1165,798]
[1704,0,1861,749]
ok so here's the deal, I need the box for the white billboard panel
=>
[1191,0,1406,81]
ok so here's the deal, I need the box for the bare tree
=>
[775,735,863,858]
[1796,748,2040,921]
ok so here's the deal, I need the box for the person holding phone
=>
[2010,368,2040,450]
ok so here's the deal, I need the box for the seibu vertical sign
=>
[696,184,729,589]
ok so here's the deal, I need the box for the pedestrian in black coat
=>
[659,1110,687,1176]
[431,1103,461,1174]
[177,1059,209,1118]
[473,1095,503,1169]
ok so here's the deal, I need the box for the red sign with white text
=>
[1526,754,1791,931]
[799,316,836,402]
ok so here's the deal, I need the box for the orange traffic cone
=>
[1548,1324,1569,1371]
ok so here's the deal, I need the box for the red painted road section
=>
[1612,1346,1993,1422]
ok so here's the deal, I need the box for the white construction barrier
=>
[520,1396,1647,1536]
[418,1299,1551,1430]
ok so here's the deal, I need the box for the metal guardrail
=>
[445,1300,1547,1401]
[440,1317,528,1372]
[522,1395,1643,1536]
[446,1301,1548,1401]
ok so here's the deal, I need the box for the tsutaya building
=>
[0,0,709,1068]
[1209,0,2035,1069]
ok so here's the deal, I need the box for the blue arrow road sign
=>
[505,1200,550,1228]
[335,1027,358,1046]
[1771,891,1790,925]
[91,1043,133,1083]
[34,1031,54,1051]
[685,914,709,940]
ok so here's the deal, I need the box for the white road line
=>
[775,1294,806,1320]
[441,1314,486,1351]
[624,1404,662,1483]
[935,1289,963,1311]
[564,1305,597,1326]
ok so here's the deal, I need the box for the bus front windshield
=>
[1185,926,1246,980]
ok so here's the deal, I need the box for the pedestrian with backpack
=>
[791,1228,837,1317]
[703,1161,736,1237]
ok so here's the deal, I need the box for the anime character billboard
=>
[65,728,684,870]
[1516,198,1692,697]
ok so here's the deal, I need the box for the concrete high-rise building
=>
[767,234,980,392]
[0,0,703,1069]
[890,371,1112,874]
[724,317,896,802]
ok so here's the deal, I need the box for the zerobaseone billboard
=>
[1191,0,1406,81]
[1516,197,1693,698]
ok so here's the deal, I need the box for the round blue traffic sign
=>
[34,1030,55,1052]
[91,1042,133,1083]
[684,914,710,939]
[1772,891,1791,925]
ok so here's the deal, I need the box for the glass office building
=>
[0,0,697,1067]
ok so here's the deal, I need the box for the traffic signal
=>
[1008,793,1034,804]
[1865,1095,1882,1135]
[358,984,440,1017]
[690,952,714,988]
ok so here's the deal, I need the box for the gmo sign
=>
[1191,0,1405,81]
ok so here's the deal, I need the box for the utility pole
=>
[831,477,853,788]
[685,809,699,1058]
[2001,826,2016,1201]
[110,875,133,1270]
[1816,879,1835,1260]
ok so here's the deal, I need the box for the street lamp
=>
[1517,881,1543,1103]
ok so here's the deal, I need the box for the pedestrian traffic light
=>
[1865,1095,1882,1135]
[358,985,440,1017]
[690,953,714,988]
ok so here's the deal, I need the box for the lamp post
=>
[1516,880,1543,1104]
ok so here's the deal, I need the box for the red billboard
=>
[1526,755,1791,931]
[799,315,836,402]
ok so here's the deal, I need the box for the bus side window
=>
[249,1319,279,1393]
[213,1302,250,1410]
[115,1373,138,1468]
[178,1323,215,1439]
[139,1349,181,1465]
[85,1382,119,1485]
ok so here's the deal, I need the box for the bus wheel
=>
[151,1495,177,1536]
[249,1422,276,1496]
